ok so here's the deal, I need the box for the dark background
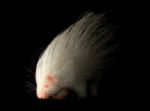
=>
[8,0,144,110]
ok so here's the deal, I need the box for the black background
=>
[5,0,144,110]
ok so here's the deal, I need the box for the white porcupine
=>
[35,12,117,99]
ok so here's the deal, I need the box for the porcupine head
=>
[35,12,116,99]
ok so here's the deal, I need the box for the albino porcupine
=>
[35,12,117,99]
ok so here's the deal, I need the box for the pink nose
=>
[37,91,49,99]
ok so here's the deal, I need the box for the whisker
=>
[25,74,35,79]
[25,77,36,83]
[25,87,35,91]
[26,68,35,75]
[24,88,36,95]
[25,84,35,89]
[24,68,35,81]
[24,81,36,95]
[24,82,36,88]
[24,68,36,95]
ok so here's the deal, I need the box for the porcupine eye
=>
[44,75,55,88]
